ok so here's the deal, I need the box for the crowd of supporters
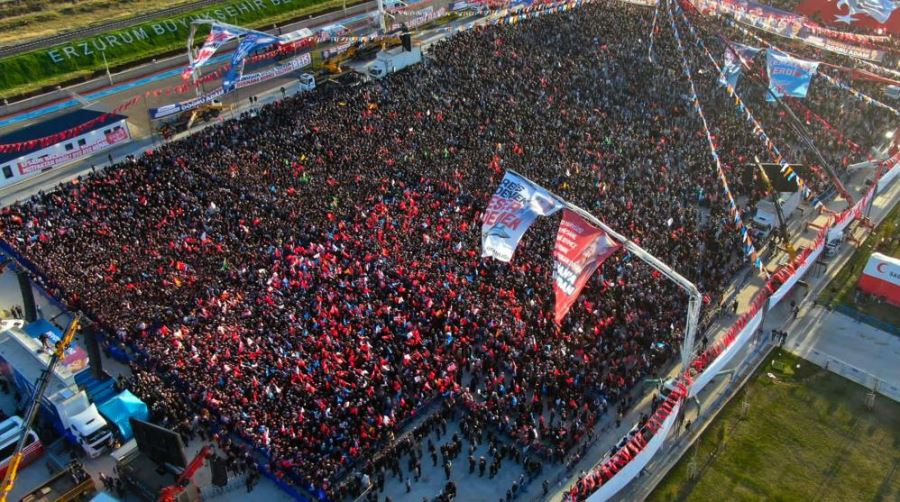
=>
[0,0,887,499]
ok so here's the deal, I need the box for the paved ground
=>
[786,305,900,401]
[617,160,900,501]
[377,420,532,502]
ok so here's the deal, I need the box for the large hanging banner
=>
[722,42,761,88]
[184,24,247,79]
[235,53,311,89]
[553,210,621,324]
[766,49,819,100]
[795,0,900,35]
[223,31,281,92]
[482,171,562,262]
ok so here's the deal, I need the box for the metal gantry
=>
[508,170,704,373]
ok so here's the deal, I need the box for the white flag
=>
[481,171,562,262]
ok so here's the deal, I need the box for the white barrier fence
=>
[572,157,900,501]
[586,402,682,501]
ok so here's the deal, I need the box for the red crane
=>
[157,445,212,502]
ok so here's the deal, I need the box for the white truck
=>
[297,73,316,93]
[368,47,422,79]
[752,190,801,229]
[52,390,115,458]
[0,326,114,458]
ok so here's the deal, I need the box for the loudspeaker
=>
[15,268,36,322]
[401,33,412,52]
[83,324,105,380]
[211,458,228,487]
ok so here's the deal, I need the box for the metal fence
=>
[834,304,900,336]
[809,350,900,403]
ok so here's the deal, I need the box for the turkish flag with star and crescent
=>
[795,0,900,34]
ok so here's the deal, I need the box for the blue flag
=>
[223,32,280,92]
[766,49,819,101]
[722,42,761,89]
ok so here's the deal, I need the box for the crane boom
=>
[754,156,797,261]
[157,445,211,502]
[0,314,81,502]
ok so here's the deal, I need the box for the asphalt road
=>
[0,0,380,129]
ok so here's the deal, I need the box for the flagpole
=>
[507,169,703,374]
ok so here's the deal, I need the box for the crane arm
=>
[0,315,81,502]
[157,445,211,502]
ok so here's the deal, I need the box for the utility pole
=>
[101,51,113,85]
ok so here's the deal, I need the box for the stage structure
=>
[507,170,703,373]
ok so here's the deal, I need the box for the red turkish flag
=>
[795,0,900,34]
[552,210,621,324]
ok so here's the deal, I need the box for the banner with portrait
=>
[481,171,562,262]
[552,210,621,323]
[766,49,820,100]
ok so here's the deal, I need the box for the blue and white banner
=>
[184,24,247,80]
[151,54,310,120]
[235,53,311,89]
[481,171,562,262]
[223,32,281,92]
[765,49,820,101]
[149,88,226,120]
[722,42,760,89]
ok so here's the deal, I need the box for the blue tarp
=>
[96,390,148,441]
[90,493,122,502]
[22,319,62,339]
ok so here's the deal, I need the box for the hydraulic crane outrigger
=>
[0,314,81,502]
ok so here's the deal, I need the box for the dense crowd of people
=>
[0,0,887,499]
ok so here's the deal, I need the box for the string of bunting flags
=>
[853,57,900,80]
[725,18,900,117]
[783,96,862,154]
[666,0,767,274]
[0,96,140,154]
[816,72,900,117]
[648,0,660,61]
[673,2,822,209]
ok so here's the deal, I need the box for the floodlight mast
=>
[507,170,703,373]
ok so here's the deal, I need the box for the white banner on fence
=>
[769,242,825,307]
[878,160,900,192]
[587,402,682,502]
[235,53,311,90]
[689,309,763,398]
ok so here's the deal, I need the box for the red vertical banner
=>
[553,210,621,324]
